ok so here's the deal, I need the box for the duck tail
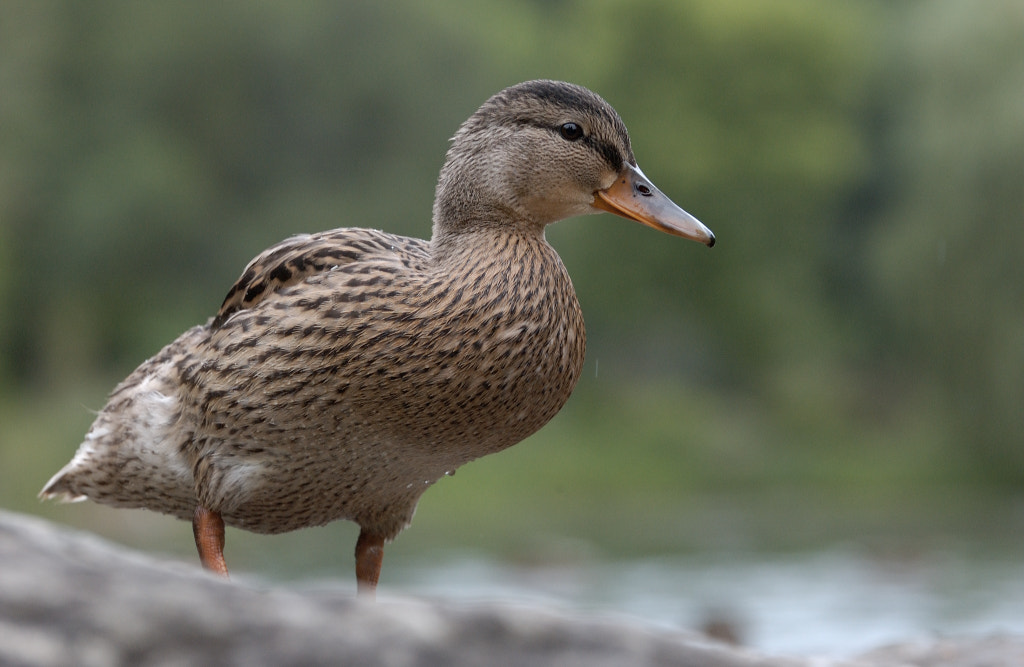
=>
[39,465,86,502]
[38,326,207,514]
[38,416,115,502]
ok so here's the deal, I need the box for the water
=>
[370,547,1024,658]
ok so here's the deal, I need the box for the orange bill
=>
[593,163,715,247]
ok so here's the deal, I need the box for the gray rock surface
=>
[860,636,1024,667]
[0,509,1019,666]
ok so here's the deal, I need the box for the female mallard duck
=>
[41,80,714,597]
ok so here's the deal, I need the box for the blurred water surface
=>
[348,547,1024,657]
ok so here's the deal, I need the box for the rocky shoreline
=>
[0,510,1019,666]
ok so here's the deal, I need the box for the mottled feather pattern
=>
[47,227,584,540]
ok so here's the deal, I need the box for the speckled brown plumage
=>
[41,80,714,594]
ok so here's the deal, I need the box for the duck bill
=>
[593,163,715,247]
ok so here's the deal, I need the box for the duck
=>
[40,80,714,598]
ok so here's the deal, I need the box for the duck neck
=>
[429,206,548,264]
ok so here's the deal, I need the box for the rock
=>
[0,510,1018,666]
[859,635,1024,667]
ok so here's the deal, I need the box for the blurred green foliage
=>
[1,0,1022,563]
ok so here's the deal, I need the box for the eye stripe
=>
[584,136,623,171]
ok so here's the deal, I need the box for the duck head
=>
[432,80,714,247]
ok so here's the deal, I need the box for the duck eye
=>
[559,122,584,141]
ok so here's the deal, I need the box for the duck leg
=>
[192,505,229,577]
[355,529,385,599]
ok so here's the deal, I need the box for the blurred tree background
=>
[1,0,1021,577]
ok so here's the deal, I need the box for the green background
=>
[1,0,1021,582]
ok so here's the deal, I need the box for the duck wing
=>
[212,228,430,328]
